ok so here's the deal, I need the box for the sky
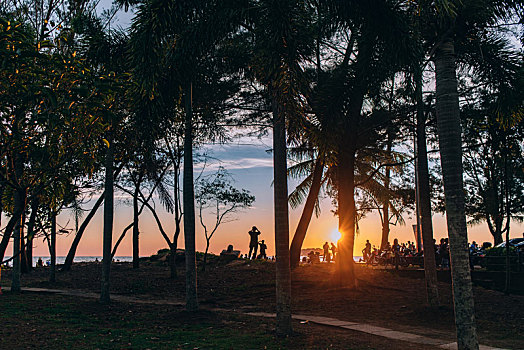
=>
[3,2,524,259]
[5,134,524,259]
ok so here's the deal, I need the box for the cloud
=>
[195,157,274,172]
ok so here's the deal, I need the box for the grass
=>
[0,291,427,350]
[0,293,281,350]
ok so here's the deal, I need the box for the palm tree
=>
[414,66,439,308]
[100,128,114,304]
[289,157,324,269]
[420,1,523,347]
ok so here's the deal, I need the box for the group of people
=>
[360,237,456,270]
[247,226,267,260]
[322,242,337,262]
[305,242,337,264]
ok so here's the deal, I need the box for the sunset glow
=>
[331,229,342,243]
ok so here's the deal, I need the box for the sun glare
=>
[331,229,342,242]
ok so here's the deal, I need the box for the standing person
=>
[330,242,337,261]
[248,226,261,259]
[323,242,331,262]
[439,238,450,270]
[258,240,268,259]
[393,238,400,270]
[364,240,372,262]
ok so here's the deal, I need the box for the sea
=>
[3,255,363,267]
[2,256,132,267]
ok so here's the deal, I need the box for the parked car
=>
[485,238,524,271]
[493,238,524,249]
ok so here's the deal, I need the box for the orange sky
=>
[5,143,523,259]
[14,190,523,259]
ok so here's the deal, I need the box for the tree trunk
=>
[0,206,23,263]
[183,82,198,311]
[493,229,503,246]
[271,90,293,336]
[100,130,114,304]
[504,148,511,295]
[380,135,392,251]
[49,210,56,283]
[169,153,182,279]
[63,193,105,271]
[169,242,178,279]
[203,241,209,272]
[25,197,39,272]
[20,212,28,274]
[11,146,27,293]
[335,30,371,287]
[416,67,439,308]
[290,158,323,269]
[11,187,26,293]
[435,38,478,350]
[0,180,3,228]
[133,185,140,269]
[337,139,357,288]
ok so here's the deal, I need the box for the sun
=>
[331,229,342,242]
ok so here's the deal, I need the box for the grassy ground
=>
[0,292,439,350]
[2,259,523,349]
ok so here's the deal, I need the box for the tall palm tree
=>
[100,128,114,304]
[419,0,523,348]
[320,0,415,287]
[414,66,439,308]
[421,0,524,349]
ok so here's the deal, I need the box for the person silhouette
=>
[330,243,337,261]
[323,242,331,262]
[248,226,261,259]
[258,240,267,259]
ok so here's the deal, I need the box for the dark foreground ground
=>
[1,259,523,349]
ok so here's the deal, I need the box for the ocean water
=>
[2,256,132,267]
[300,256,363,263]
[3,255,363,267]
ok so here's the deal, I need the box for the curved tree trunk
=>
[0,207,24,263]
[290,158,323,269]
[112,222,133,259]
[337,139,356,288]
[183,82,198,312]
[415,67,439,307]
[63,193,105,271]
[435,38,478,350]
[272,91,293,336]
[100,130,114,304]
